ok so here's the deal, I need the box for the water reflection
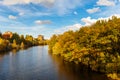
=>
[0,46,109,80]
[49,54,109,80]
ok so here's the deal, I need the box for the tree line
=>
[0,32,47,52]
[48,16,120,79]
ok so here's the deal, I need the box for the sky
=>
[0,0,120,39]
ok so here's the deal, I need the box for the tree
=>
[25,35,34,46]
[0,38,9,51]
[0,31,2,37]
[48,16,120,74]
[9,33,20,44]
[11,39,18,49]
[48,34,58,52]
[20,42,24,49]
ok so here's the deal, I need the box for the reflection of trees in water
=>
[50,54,109,80]
[11,49,17,54]
[0,49,18,60]
[0,51,11,59]
[0,52,6,60]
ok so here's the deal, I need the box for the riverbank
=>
[0,32,48,53]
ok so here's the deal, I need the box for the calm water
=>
[0,46,109,80]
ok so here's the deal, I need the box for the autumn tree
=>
[9,33,21,44]
[48,16,120,74]
[11,39,18,49]
[0,31,2,37]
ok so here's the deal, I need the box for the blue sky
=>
[0,0,120,39]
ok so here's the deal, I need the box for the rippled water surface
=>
[0,46,109,80]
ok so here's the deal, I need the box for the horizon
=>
[0,0,120,39]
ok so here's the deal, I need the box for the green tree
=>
[9,33,21,44]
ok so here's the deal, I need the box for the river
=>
[0,46,109,80]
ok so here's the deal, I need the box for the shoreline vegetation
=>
[48,16,120,80]
[0,32,47,52]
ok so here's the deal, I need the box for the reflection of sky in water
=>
[0,46,109,80]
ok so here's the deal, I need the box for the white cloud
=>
[1,0,83,15]
[86,7,100,14]
[54,24,82,34]
[0,15,27,27]
[73,11,78,15]
[8,6,52,17]
[53,0,82,15]
[8,15,17,20]
[97,14,120,21]
[28,12,52,16]
[96,0,115,6]
[2,0,55,7]
[97,3,120,16]
[35,20,52,25]
[81,14,120,26]
[19,12,24,16]
[65,24,82,31]
[81,17,97,26]
[112,14,120,17]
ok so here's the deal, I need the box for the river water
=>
[0,46,109,80]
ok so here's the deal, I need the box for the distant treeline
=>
[0,32,47,52]
[48,16,120,79]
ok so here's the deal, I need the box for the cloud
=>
[53,0,82,15]
[35,20,52,25]
[28,12,52,17]
[81,17,97,26]
[7,6,52,17]
[8,15,17,20]
[19,12,24,16]
[97,14,120,21]
[96,0,115,6]
[64,24,82,31]
[1,0,83,15]
[86,7,100,14]
[73,11,78,15]
[54,24,82,34]
[97,3,120,17]
[81,14,120,26]
[0,15,27,27]
[2,0,55,7]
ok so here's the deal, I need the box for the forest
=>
[0,32,47,52]
[48,16,120,79]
